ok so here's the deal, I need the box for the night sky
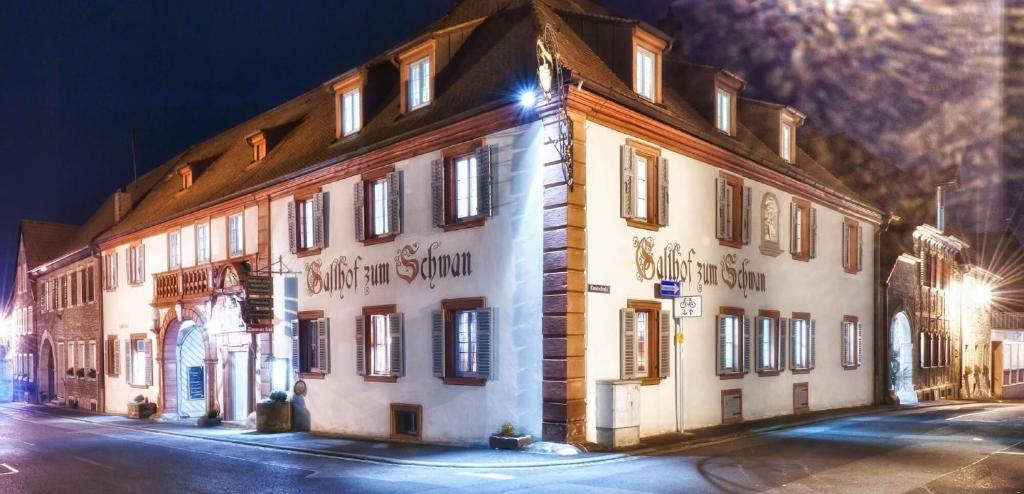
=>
[0,0,1016,302]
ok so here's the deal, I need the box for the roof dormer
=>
[737,98,806,163]
[778,108,806,163]
[633,27,667,103]
[245,130,267,162]
[714,71,745,136]
[329,70,364,139]
[398,40,436,114]
[178,166,193,191]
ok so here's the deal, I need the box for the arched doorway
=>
[176,323,208,418]
[891,312,917,404]
[39,340,54,403]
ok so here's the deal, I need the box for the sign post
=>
[670,294,701,434]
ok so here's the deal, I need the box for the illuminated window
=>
[621,300,665,380]
[127,244,145,285]
[407,57,431,110]
[780,123,793,162]
[332,73,363,138]
[371,179,389,236]
[168,230,181,269]
[195,223,210,263]
[179,167,193,190]
[342,89,361,136]
[790,198,817,261]
[756,311,785,373]
[841,318,860,368]
[716,89,733,134]
[454,155,479,219]
[228,213,244,257]
[369,314,391,376]
[790,315,816,370]
[435,298,494,383]
[636,46,656,100]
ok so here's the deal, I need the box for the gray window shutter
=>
[620,145,636,219]
[857,225,864,272]
[810,208,818,259]
[314,192,326,249]
[389,312,405,377]
[742,186,752,244]
[790,203,799,253]
[716,315,726,375]
[755,317,767,372]
[431,311,444,377]
[808,319,817,369]
[125,340,132,384]
[291,320,300,377]
[476,307,494,380]
[478,144,495,217]
[354,316,365,376]
[842,223,850,269]
[742,316,751,373]
[724,184,734,239]
[842,323,850,366]
[113,339,121,376]
[317,319,331,374]
[659,310,671,378]
[778,318,788,371]
[388,171,403,235]
[431,159,446,227]
[716,178,728,239]
[144,339,153,386]
[856,322,864,366]
[287,200,297,254]
[620,308,637,379]
[657,157,669,226]
[353,181,365,241]
[789,319,799,369]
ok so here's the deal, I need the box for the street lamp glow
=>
[519,89,537,108]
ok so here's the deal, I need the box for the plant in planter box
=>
[197,409,222,427]
[66,368,74,376]
[87,369,97,379]
[127,394,156,419]
[256,391,292,432]
[134,394,146,403]
[75,368,85,378]
[489,422,533,450]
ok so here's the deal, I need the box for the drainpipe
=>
[876,213,898,405]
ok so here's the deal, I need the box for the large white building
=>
[94,0,883,446]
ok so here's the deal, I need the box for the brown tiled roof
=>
[19,220,78,271]
[98,0,880,243]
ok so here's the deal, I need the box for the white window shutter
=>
[125,340,133,384]
[389,312,405,377]
[788,318,798,369]
[742,186,752,244]
[755,317,767,372]
[478,144,495,217]
[431,311,444,378]
[657,157,669,226]
[808,319,817,369]
[842,323,850,366]
[314,192,326,249]
[778,318,788,371]
[790,203,799,253]
[431,159,446,227]
[354,316,365,376]
[317,319,331,374]
[287,200,297,254]
[810,207,818,259]
[742,316,751,373]
[919,332,926,368]
[353,181,365,241]
[716,314,726,375]
[144,339,153,386]
[842,224,850,269]
[724,185,734,240]
[387,171,403,235]
[620,145,636,219]
[716,178,728,239]
[291,320,300,377]
[476,307,495,380]
[659,310,671,378]
[620,308,637,379]
[857,322,864,366]
[857,225,864,272]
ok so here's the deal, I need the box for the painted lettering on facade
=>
[306,241,472,297]
[633,236,766,297]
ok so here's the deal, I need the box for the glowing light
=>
[970,283,993,306]
[519,89,537,108]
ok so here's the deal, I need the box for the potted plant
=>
[87,369,97,379]
[489,422,533,450]
[256,391,292,432]
[196,409,222,427]
[75,368,85,378]
[66,368,74,376]
[127,394,157,419]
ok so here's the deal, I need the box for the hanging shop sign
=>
[306,241,473,299]
[633,236,767,298]
[243,273,274,329]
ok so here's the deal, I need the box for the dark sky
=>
[0,0,1015,303]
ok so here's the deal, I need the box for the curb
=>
[7,404,629,469]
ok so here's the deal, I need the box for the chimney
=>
[935,184,946,232]
[114,190,133,223]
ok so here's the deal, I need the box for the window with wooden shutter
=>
[296,311,328,377]
[742,316,751,373]
[717,172,744,247]
[356,166,401,244]
[125,340,133,385]
[292,189,326,256]
[856,321,864,366]
[355,315,366,376]
[431,311,444,377]
[623,300,666,382]
[291,320,300,379]
[620,308,637,379]
[353,181,365,242]
[857,225,864,272]
[434,141,495,231]
[622,140,667,230]
[809,208,818,259]
[659,310,671,379]
[843,218,860,273]
[808,318,816,369]
[387,171,402,235]
[360,305,401,382]
[790,198,813,261]
[717,307,745,376]
[437,298,491,385]
[389,312,405,378]
[316,319,330,374]
[144,339,153,386]
[790,314,812,371]
[756,310,783,374]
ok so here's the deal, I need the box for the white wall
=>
[270,121,544,445]
[584,122,876,439]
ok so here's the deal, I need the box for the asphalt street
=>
[0,401,1021,493]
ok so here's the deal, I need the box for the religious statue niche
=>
[759,193,783,257]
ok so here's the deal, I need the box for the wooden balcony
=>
[154,265,213,306]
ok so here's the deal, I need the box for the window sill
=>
[757,370,781,377]
[129,384,150,389]
[790,253,810,262]
[363,375,398,383]
[296,248,322,259]
[718,373,744,380]
[843,364,860,371]
[443,218,485,232]
[639,377,663,386]
[442,376,486,386]
[299,372,326,380]
[718,238,743,249]
[843,266,858,275]
[626,219,661,232]
[362,234,397,246]
[791,368,811,374]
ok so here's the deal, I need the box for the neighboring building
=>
[92,0,885,446]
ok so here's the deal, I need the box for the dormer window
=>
[780,123,793,162]
[331,72,363,138]
[399,41,435,113]
[716,89,733,134]
[247,131,267,162]
[178,166,193,191]
[633,29,665,102]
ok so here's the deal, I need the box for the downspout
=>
[95,249,105,412]
[876,213,897,405]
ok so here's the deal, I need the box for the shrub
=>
[133,394,145,403]
[499,422,516,437]
[66,368,74,376]
[75,369,85,378]
[269,391,288,403]
[206,409,220,420]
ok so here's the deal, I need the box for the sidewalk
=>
[8,401,949,469]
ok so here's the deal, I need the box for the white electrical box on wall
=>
[596,379,641,448]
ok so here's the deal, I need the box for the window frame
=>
[362,304,398,383]
[718,171,745,248]
[297,310,326,378]
[632,28,665,103]
[127,242,145,286]
[843,218,860,274]
[331,73,363,139]
[195,221,211,264]
[129,333,150,388]
[441,297,486,386]
[399,41,436,114]
[293,186,322,257]
[359,165,397,245]
[179,166,193,191]
[756,309,784,375]
[780,121,794,163]
[227,212,245,258]
[626,139,664,231]
[791,312,813,372]
[842,315,859,369]
[248,132,267,162]
[718,306,746,378]
[715,87,735,135]
[791,197,812,262]
[628,299,663,383]
[168,229,182,269]
[440,140,487,230]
